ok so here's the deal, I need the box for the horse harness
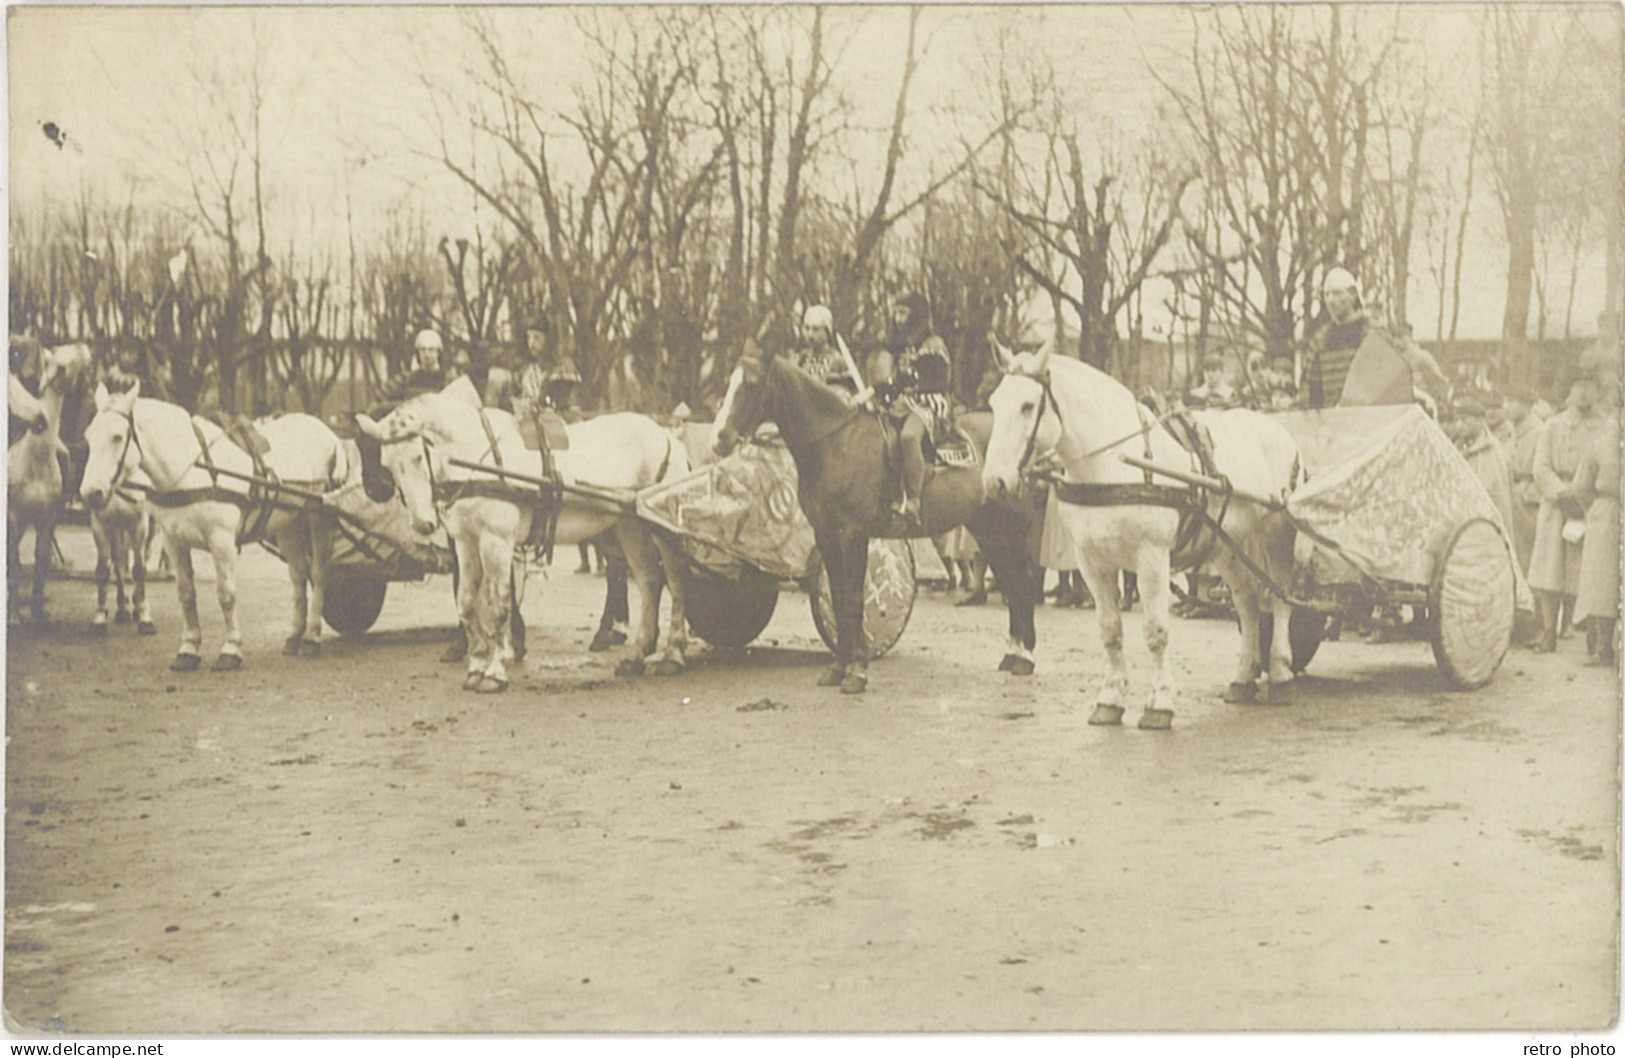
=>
[113,409,326,547]
[1022,373,1233,572]
[425,408,672,562]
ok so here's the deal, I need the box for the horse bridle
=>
[103,407,146,495]
[1012,371,1065,476]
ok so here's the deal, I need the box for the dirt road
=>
[5,530,1618,1032]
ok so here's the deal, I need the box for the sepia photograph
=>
[5,1,1622,1041]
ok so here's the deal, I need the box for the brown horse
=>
[713,343,1042,694]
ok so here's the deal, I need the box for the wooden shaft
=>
[1116,453,1285,511]
[207,465,327,503]
[445,457,636,512]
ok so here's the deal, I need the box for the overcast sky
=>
[7,4,1618,343]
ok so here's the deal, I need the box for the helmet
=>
[414,329,444,355]
[802,305,834,332]
[1321,268,1360,301]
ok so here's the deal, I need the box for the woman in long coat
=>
[1528,379,1598,651]
[1573,381,1621,664]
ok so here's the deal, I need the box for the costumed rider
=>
[1301,268,1366,409]
[874,294,952,527]
[793,305,859,396]
[357,327,454,500]
[371,329,456,414]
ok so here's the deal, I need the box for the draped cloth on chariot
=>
[636,436,817,580]
[1274,405,1533,612]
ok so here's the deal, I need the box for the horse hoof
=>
[817,664,846,688]
[1224,681,1258,704]
[440,638,469,664]
[589,628,627,653]
[1007,656,1035,677]
[114,610,131,626]
[137,621,158,637]
[475,676,508,694]
[1138,708,1174,731]
[300,640,322,658]
[1260,680,1293,706]
[956,592,988,608]
[1087,704,1124,726]
[170,654,201,673]
[211,654,244,672]
[90,622,109,637]
[283,637,303,657]
[616,658,646,679]
[462,672,483,691]
[651,659,685,677]
[840,673,868,695]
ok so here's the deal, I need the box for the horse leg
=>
[133,516,155,635]
[983,542,1035,674]
[92,517,112,634]
[302,517,332,657]
[1137,548,1176,730]
[836,534,870,695]
[170,544,203,671]
[441,546,469,664]
[1214,551,1264,703]
[648,529,689,676]
[612,522,660,678]
[210,529,244,671]
[1079,558,1128,726]
[474,532,513,693]
[590,541,631,652]
[508,547,526,664]
[8,515,22,625]
[280,527,312,656]
[453,535,485,690]
[112,523,132,624]
[813,530,848,688]
[32,517,52,620]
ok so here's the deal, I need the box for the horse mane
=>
[1045,353,1136,405]
[768,353,852,418]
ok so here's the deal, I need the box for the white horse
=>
[89,466,158,636]
[8,345,91,622]
[80,381,349,670]
[356,390,691,693]
[982,338,1303,730]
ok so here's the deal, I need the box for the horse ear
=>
[988,332,1013,373]
[1031,336,1053,376]
[355,413,385,439]
[127,378,142,402]
[94,382,111,413]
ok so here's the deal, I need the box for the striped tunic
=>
[1305,316,1366,409]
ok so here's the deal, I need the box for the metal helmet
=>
[1321,268,1360,301]
[414,329,444,355]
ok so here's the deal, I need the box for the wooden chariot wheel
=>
[683,565,781,650]
[323,566,390,636]
[1429,517,1516,690]
[808,538,918,660]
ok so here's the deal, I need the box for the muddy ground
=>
[4,527,1619,1033]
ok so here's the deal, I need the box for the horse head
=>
[713,339,775,457]
[982,332,1059,500]
[355,413,438,536]
[80,381,142,512]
